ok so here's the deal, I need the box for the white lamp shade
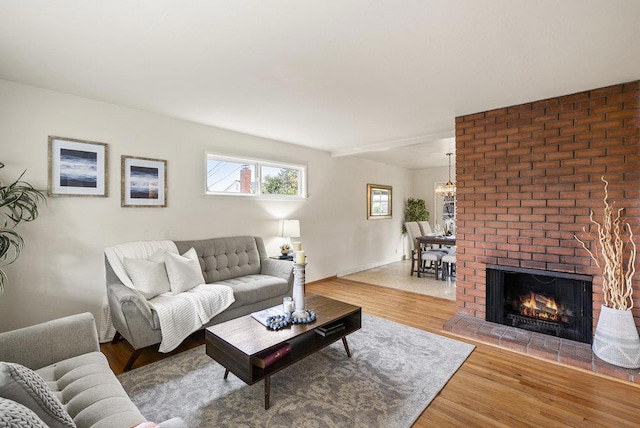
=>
[280,219,300,238]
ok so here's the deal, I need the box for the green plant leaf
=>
[0,174,46,226]
[0,168,46,291]
[0,228,24,293]
[0,228,24,263]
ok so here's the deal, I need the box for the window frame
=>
[205,152,307,199]
[433,180,456,225]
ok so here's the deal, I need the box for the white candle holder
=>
[282,296,294,316]
[292,263,308,318]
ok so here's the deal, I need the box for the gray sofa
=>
[0,312,186,428]
[107,236,294,370]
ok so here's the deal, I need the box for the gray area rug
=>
[119,314,474,427]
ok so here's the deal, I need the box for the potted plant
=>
[575,177,639,368]
[402,197,429,233]
[0,162,46,291]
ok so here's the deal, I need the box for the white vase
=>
[592,305,640,369]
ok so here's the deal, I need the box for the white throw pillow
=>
[165,247,205,294]
[123,249,171,299]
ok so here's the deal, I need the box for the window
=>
[443,194,456,222]
[206,153,306,198]
[434,180,456,234]
[206,158,256,194]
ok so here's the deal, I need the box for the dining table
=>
[417,235,456,247]
[415,235,456,278]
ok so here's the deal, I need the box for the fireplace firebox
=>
[486,265,593,344]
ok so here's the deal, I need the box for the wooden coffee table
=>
[205,294,362,409]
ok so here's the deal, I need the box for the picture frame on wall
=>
[367,183,392,219]
[121,156,167,207]
[48,136,108,197]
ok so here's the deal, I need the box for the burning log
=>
[534,304,557,316]
[535,294,558,313]
[534,293,555,307]
[518,292,560,321]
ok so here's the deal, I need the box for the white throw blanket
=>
[150,283,235,352]
[104,240,235,352]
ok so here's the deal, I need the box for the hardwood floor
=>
[101,277,640,427]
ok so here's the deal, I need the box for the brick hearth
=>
[444,314,639,384]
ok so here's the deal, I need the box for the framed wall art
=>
[367,183,392,219]
[48,136,108,196]
[121,156,167,207]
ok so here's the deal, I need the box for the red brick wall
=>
[455,81,640,330]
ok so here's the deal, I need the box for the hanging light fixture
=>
[435,152,456,197]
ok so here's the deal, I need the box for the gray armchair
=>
[0,313,187,427]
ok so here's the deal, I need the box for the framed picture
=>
[367,184,392,219]
[121,156,167,207]
[48,136,108,196]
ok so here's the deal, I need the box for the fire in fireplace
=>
[486,265,592,344]
[507,291,575,338]
[515,291,566,322]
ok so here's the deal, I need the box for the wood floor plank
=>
[101,277,640,427]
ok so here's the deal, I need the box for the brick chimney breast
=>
[454,80,640,331]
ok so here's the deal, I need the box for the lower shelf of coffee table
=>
[206,308,361,385]
[251,315,360,381]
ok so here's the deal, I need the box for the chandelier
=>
[435,152,456,197]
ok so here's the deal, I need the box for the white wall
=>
[0,80,411,332]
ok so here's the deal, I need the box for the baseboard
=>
[306,275,338,285]
[336,257,403,277]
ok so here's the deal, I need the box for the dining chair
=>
[441,251,456,280]
[420,248,447,279]
[405,222,422,276]
[417,221,432,236]
[406,221,446,277]
[417,221,436,250]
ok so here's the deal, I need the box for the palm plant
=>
[0,162,46,291]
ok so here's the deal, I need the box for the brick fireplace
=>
[454,80,640,338]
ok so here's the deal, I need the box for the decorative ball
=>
[292,310,317,324]
[266,314,292,330]
[265,309,316,329]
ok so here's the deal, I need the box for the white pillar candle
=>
[295,250,305,264]
[292,241,302,252]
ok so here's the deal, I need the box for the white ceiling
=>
[0,1,638,168]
